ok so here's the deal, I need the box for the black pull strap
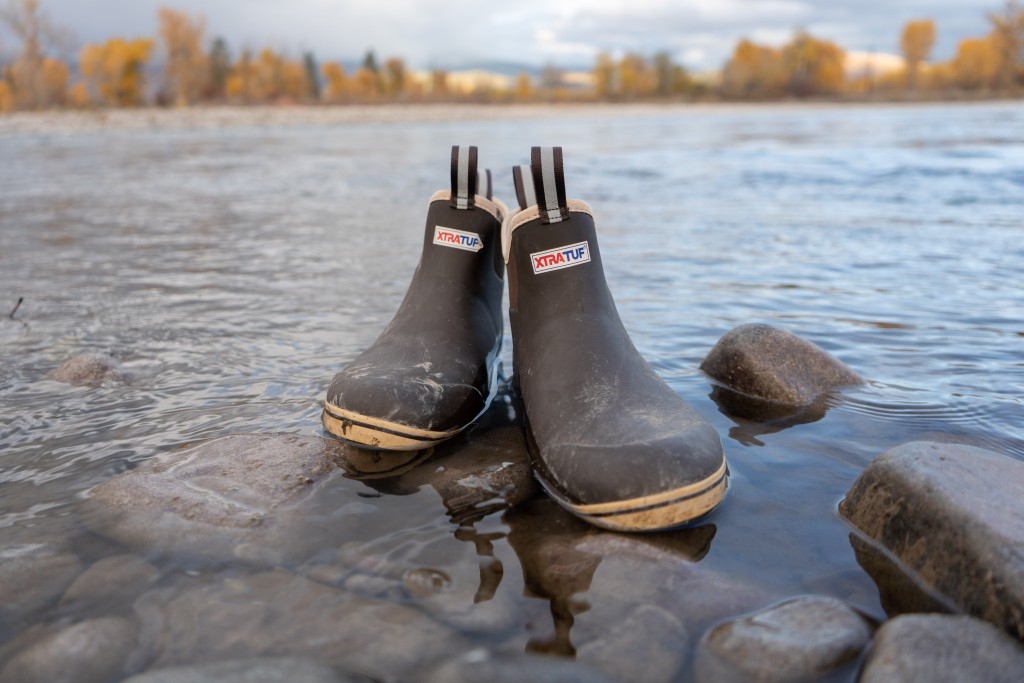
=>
[512,164,536,210]
[477,168,493,201]
[450,145,478,210]
[530,146,569,224]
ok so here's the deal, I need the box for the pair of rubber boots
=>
[323,146,728,531]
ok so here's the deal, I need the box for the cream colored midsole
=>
[571,460,729,515]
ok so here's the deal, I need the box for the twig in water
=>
[9,297,23,319]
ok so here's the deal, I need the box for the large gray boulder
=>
[859,614,1024,683]
[701,324,863,408]
[840,441,1024,639]
[694,595,872,683]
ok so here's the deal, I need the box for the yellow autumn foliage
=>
[80,38,154,106]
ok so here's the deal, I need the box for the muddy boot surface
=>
[323,146,506,450]
[504,147,728,530]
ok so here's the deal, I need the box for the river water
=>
[1,102,1022,679]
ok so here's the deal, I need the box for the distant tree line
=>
[1,0,1022,113]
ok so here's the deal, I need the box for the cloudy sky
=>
[3,0,1002,71]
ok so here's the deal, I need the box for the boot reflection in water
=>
[506,498,716,656]
[502,147,729,531]
[323,145,506,451]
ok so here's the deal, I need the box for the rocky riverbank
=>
[4,327,1023,682]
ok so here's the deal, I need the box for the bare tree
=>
[0,0,72,108]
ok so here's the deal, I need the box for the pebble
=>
[701,323,863,406]
[840,441,1024,639]
[859,614,1024,683]
[694,595,872,683]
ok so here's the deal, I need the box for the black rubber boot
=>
[503,147,728,531]
[323,146,507,450]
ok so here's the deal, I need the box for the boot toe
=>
[536,421,727,531]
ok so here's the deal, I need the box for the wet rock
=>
[859,614,1024,683]
[694,596,872,683]
[426,650,616,683]
[0,616,140,683]
[846,533,957,617]
[50,352,127,385]
[840,441,1024,639]
[0,542,81,622]
[400,416,538,525]
[506,499,777,654]
[123,657,367,683]
[60,554,159,612]
[701,324,863,407]
[134,569,466,680]
[84,434,355,565]
[577,604,687,683]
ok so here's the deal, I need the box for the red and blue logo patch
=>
[531,241,591,274]
[433,226,483,252]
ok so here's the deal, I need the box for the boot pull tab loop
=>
[512,165,536,211]
[530,146,569,224]
[450,145,478,210]
[477,168,493,201]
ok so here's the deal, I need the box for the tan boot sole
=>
[541,460,729,531]
[322,402,458,451]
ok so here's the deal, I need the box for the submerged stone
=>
[0,542,82,622]
[840,441,1024,639]
[506,498,777,658]
[577,604,688,683]
[84,434,359,565]
[426,651,616,683]
[694,595,872,683]
[859,614,1024,683]
[133,569,466,681]
[123,657,367,683]
[50,353,127,385]
[0,617,140,683]
[60,554,159,611]
[701,324,863,407]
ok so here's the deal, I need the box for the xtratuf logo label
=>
[433,226,483,252]
[530,241,591,274]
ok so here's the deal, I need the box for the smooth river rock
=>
[123,657,368,683]
[50,352,127,385]
[0,616,140,683]
[0,542,82,622]
[859,614,1024,683]
[701,324,863,406]
[84,434,355,565]
[840,441,1024,639]
[133,569,466,680]
[60,554,159,612]
[426,651,617,683]
[694,595,872,683]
